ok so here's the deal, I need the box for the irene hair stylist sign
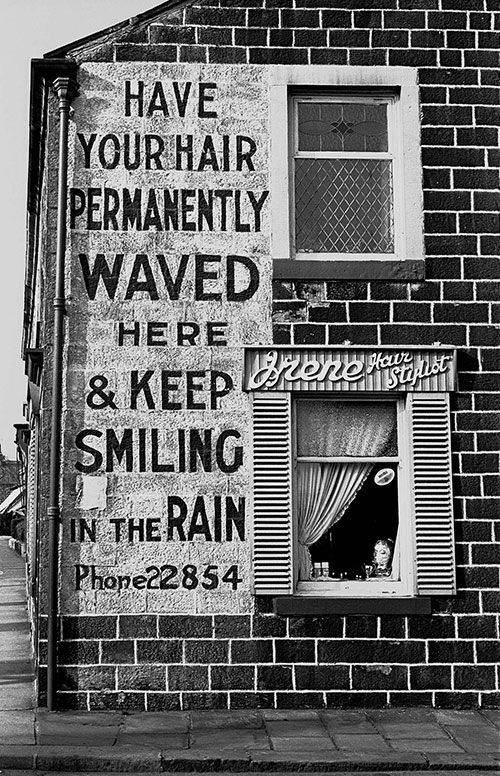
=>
[244,348,456,392]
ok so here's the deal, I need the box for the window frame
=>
[268,65,425,280]
[292,393,415,599]
[290,91,403,263]
[248,345,457,610]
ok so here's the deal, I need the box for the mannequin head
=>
[371,538,394,576]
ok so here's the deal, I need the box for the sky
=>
[0,0,163,459]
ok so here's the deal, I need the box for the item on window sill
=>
[366,538,394,578]
[311,562,330,578]
[309,564,372,582]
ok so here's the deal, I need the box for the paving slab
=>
[319,709,377,734]
[444,724,500,752]
[161,750,252,769]
[333,733,392,752]
[116,733,188,749]
[0,745,36,770]
[0,679,34,711]
[36,710,122,747]
[374,721,453,739]
[190,728,270,750]
[35,745,163,772]
[122,711,189,733]
[434,709,489,726]
[428,752,500,769]
[262,709,322,720]
[37,710,123,730]
[250,749,428,767]
[37,711,122,746]
[481,710,500,729]
[38,734,120,747]
[368,708,437,722]
[189,709,263,728]
[389,738,465,753]
[270,736,336,751]
[325,721,379,735]
[265,719,329,737]
[0,709,35,745]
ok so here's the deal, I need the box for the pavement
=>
[1,537,499,773]
[0,535,34,712]
[1,707,499,773]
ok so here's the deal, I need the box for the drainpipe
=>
[47,76,77,711]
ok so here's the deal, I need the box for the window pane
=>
[296,400,398,458]
[301,462,399,581]
[298,101,388,153]
[295,158,394,254]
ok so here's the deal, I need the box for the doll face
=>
[373,541,392,568]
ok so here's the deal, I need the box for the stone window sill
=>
[273,259,425,281]
[273,597,432,616]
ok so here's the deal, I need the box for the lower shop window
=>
[294,397,411,597]
[249,347,457,604]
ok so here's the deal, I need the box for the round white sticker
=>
[374,468,395,486]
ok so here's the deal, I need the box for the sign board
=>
[244,348,456,393]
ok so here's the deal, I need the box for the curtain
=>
[297,461,371,578]
[296,401,397,580]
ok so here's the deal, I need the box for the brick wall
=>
[42,0,500,710]
[42,597,498,710]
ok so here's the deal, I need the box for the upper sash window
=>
[292,93,400,261]
[268,66,425,278]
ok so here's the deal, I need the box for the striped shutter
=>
[252,392,293,595]
[409,393,456,595]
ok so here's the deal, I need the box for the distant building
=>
[0,446,22,539]
[23,0,499,711]
[0,447,20,505]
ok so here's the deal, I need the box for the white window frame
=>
[290,92,402,262]
[269,66,424,265]
[292,394,414,598]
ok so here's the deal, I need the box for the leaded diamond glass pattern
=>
[295,158,394,254]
